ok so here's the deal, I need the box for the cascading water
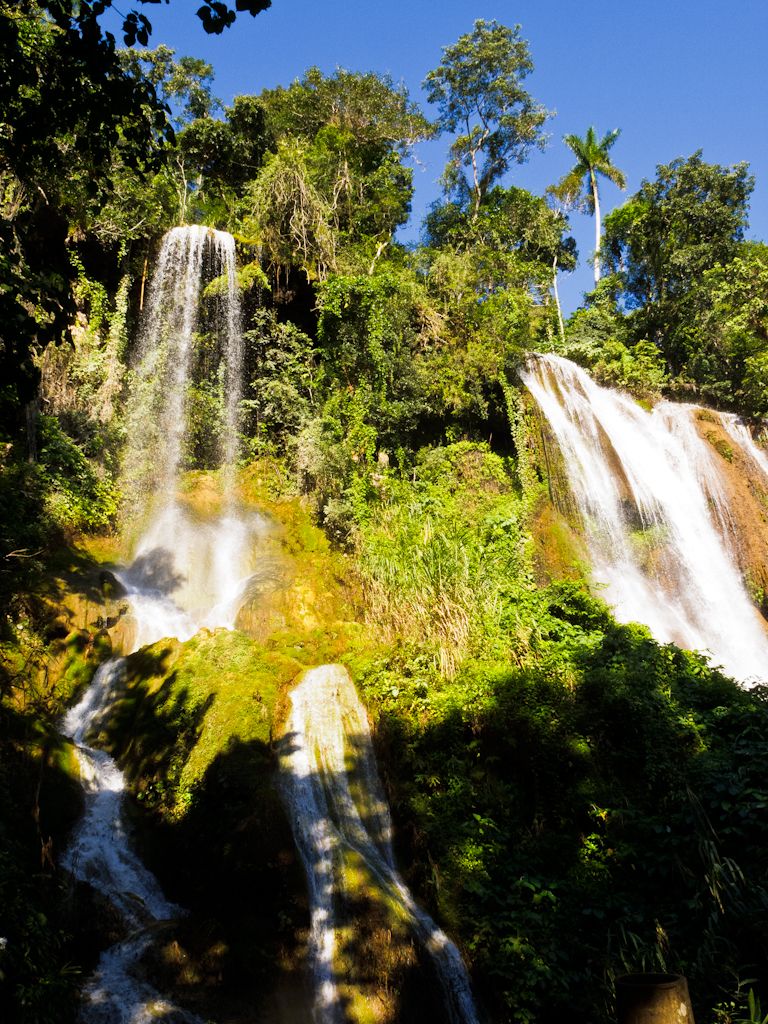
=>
[280,665,479,1024]
[62,226,257,1023]
[521,354,768,684]
[124,225,243,501]
[720,412,768,481]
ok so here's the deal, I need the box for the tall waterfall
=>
[280,665,479,1024]
[124,225,243,503]
[521,354,768,684]
[63,226,256,1023]
[121,225,253,634]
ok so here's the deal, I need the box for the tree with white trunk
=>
[550,127,626,285]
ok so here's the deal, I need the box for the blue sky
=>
[122,0,768,313]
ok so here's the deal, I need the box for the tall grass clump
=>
[354,442,531,676]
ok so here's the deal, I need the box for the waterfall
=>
[280,665,479,1024]
[521,354,768,684]
[124,226,243,505]
[720,412,768,481]
[62,226,256,1023]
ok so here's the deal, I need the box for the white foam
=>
[522,354,768,684]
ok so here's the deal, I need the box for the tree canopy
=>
[424,19,550,217]
[601,152,753,374]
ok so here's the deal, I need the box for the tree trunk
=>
[24,397,39,463]
[552,255,565,344]
[592,170,601,286]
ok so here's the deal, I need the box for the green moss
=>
[59,629,112,701]
[627,522,671,573]
[530,499,589,584]
[697,409,717,424]
[706,431,734,462]
[99,629,301,814]
[744,568,768,616]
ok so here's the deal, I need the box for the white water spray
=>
[280,665,479,1024]
[124,226,244,505]
[521,354,768,684]
[720,412,768,482]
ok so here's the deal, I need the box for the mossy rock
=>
[96,629,301,810]
[92,628,316,1019]
[696,409,718,424]
[530,499,589,585]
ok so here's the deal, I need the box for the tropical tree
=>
[248,68,432,279]
[601,152,753,375]
[550,126,626,284]
[424,20,550,219]
[119,45,222,127]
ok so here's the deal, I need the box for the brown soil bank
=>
[693,410,768,621]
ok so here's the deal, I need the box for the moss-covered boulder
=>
[88,628,310,1019]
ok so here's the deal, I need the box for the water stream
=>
[62,522,261,1023]
[521,353,768,683]
[720,411,768,481]
[280,665,479,1024]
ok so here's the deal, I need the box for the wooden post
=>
[617,974,695,1024]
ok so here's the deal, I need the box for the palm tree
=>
[551,127,626,285]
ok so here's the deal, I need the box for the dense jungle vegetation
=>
[1,3,768,1023]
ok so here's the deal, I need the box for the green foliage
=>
[0,563,100,1023]
[572,336,669,399]
[314,269,436,451]
[687,242,768,414]
[0,1,171,435]
[602,153,753,376]
[247,68,431,279]
[562,156,766,411]
[241,309,317,453]
[247,138,337,278]
[120,45,221,127]
[179,94,270,225]
[37,415,119,532]
[551,127,626,217]
[261,65,431,155]
[40,268,129,464]
[353,442,528,676]
[0,820,79,1024]
[358,575,768,1023]
[426,185,577,283]
[183,376,223,470]
[424,20,550,215]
